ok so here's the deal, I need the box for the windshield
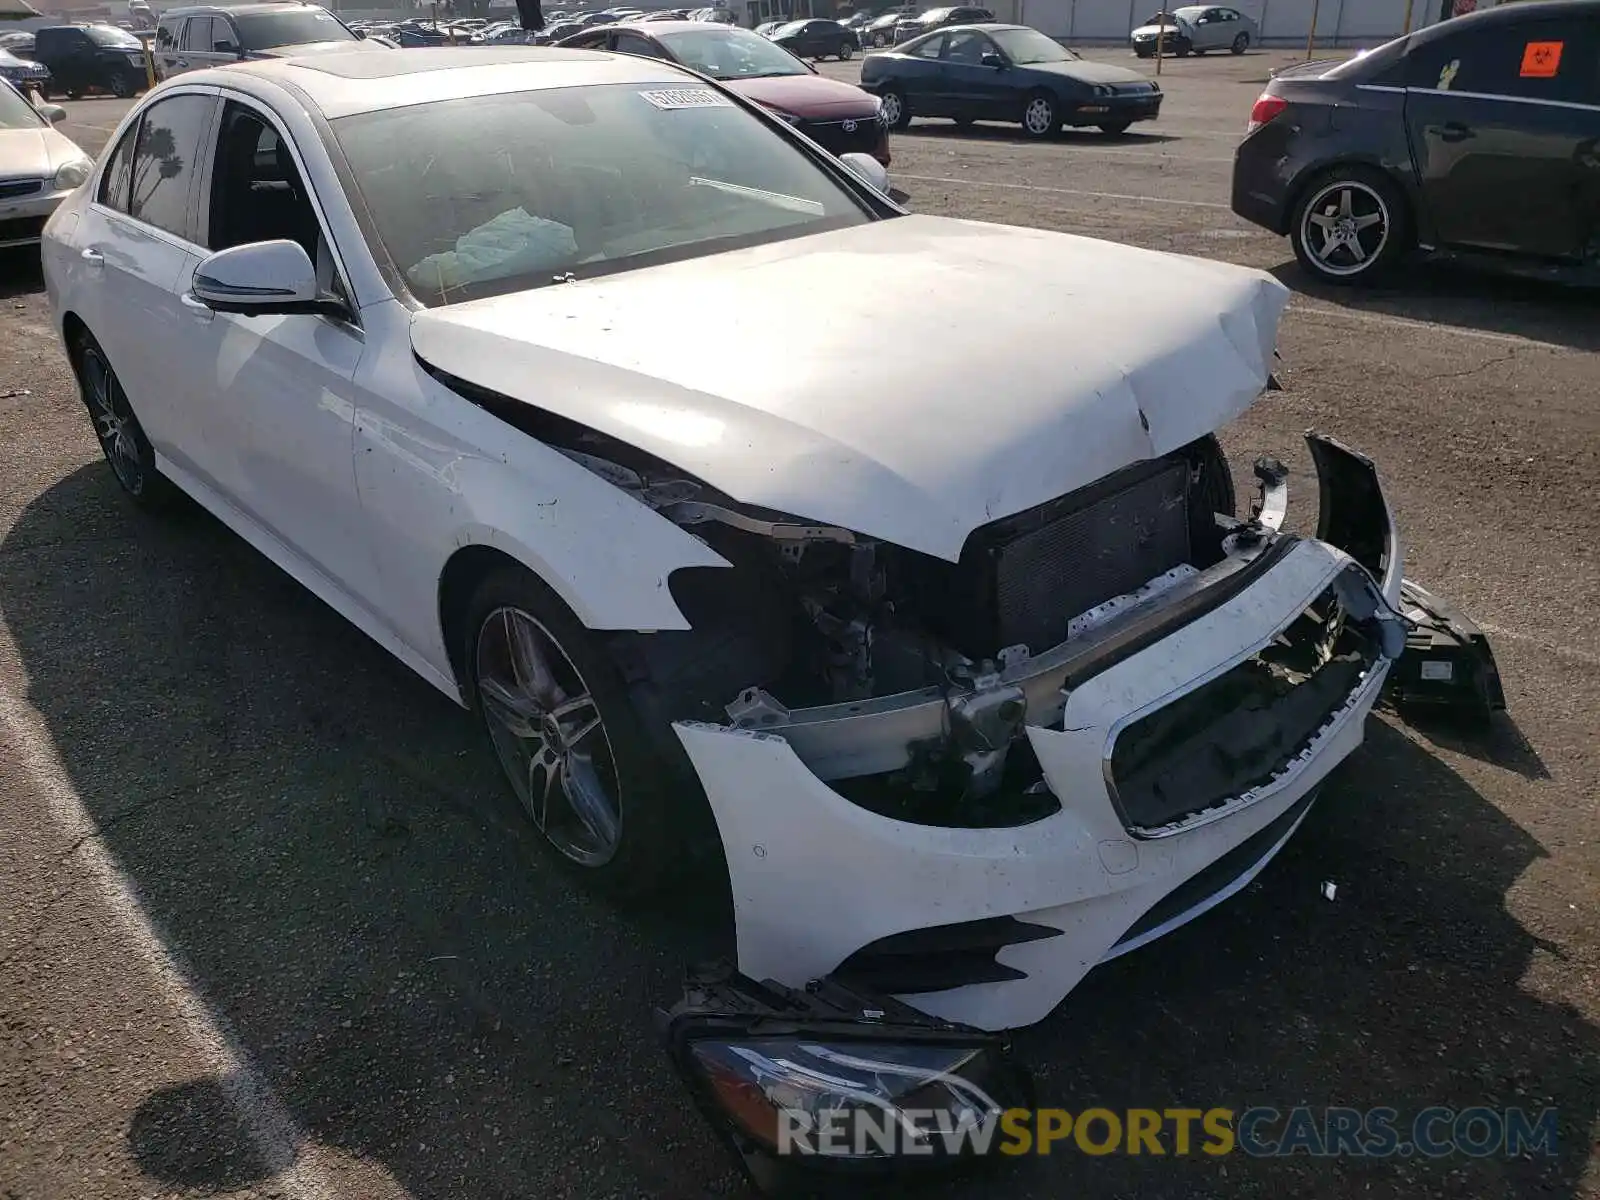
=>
[989,27,1075,62]
[86,24,142,47]
[333,83,871,306]
[234,9,356,49]
[661,26,807,76]
[0,80,45,129]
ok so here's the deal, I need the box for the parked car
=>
[154,3,383,80]
[0,32,36,56]
[1130,5,1257,56]
[862,24,1162,136]
[769,17,858,59]
[863,5,916,46]
[1232,0,1600,285]
[891,4,993,44]
[0,47,52,93]
[0,78,92,253]
[31,24,147,99]
[560,21,890,163]
[754,19,785,35]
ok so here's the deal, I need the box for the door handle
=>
[80,247,104,269]
[1437,122,1473,143]
[180,292,215,321]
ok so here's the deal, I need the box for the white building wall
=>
[1023,0,1441,45]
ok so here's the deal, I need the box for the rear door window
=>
[1406,16,1599,105]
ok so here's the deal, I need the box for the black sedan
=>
[1231,0,1600,286]
[769,18,858,60]
[860,24,1162,138]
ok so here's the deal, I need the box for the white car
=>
[0,80,93,252]
[44,47,1409,1035]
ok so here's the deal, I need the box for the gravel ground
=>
[1,48,1596,1200]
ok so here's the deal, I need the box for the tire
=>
[1099,119,1133,135]
[1231,31,1249,53]
[1020,90,1057,138]
[1288,165,1410,286]
[1192,46,1206,55]
[879,87,910,130]
[464,564,689,898]
[1134,46,1153,57]
[838,41,853,59]
[873,30,888,46]
[1174,37,1192,56]
[70,329,175,510]
[110,70,137,98]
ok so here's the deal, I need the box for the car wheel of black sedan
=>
[1020,91,1057,138]
[838,40,853,59]
[879,87,911,130]
[466,564,688,898]
[1290,166,1410,285]
[1099,119,1133,135]
[1174,37,1192,56]
[1231,31,1250,53]
[872,30,888,46]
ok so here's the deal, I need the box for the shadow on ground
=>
[1274,259,1600,352]
[3,463,1595,1198]
[901,120,1182,146]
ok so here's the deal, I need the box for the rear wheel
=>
[1231,31,1250,53]
[110,69,138,98]
[838,40,853,59]
[1020,91,1057,138]
[879,87,910,130]
[1289,166,1410,285]
[70,329,174,510]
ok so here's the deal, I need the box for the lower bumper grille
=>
[0,216,47,245]
[0,179,45,201]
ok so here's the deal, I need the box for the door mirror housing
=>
[37,101,68,124]
[980,49,1005,67]
[839,151,890,196]
[191,240,334,317]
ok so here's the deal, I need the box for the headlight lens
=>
[53,158,93,192]
[765,106,802,125]
[688,1038,1005,1157]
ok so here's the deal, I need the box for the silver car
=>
[0,80,93,252]
[1130,5,1259,56]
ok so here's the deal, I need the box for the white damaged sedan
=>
[46,48,1417,1035]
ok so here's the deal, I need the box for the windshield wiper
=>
[689,177,825,216]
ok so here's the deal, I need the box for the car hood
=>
[409,215,1289,562]
[1131,19,1192,35]
[1021,59,1155,85]
[0,125,84,180]
[725,72,879,116]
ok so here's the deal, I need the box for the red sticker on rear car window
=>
[1519,41,1562,78]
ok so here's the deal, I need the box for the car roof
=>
[573,19,752,32]
[1406,0,1600,41]
[174,45,701,118]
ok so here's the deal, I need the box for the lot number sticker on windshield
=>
[639,88,733,110]
[1519,41,1563,78]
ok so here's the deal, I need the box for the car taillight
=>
[1246,92,1288,134]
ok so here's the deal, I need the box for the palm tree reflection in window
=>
[130,121,184,217]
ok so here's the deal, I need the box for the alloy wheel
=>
[81,347,146,495]
[475,606,623,867]
[1023,96,1055,136]
[1301,180,1389,277]
[879,91,903,126]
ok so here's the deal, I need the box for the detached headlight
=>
[53,158,93,192]
[661,964,1032,1190]
[763,105,802,125]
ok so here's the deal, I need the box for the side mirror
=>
[191,239,328,316]
[980,50,1004,67]
[37,101,68,124]
[839,151,890,196]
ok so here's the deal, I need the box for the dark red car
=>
[559,21,890,165]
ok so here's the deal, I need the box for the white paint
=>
[415,214,1287,563]
[0,687,343,1200]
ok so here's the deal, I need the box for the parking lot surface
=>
[1,48,1597,1200]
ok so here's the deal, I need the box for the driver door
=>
[171,98,383,605]
[938,28,1008,119]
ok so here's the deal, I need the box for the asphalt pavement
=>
[1,49,1597,1200]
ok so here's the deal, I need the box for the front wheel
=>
[1231,31,1250,53]
[838,41,853,59]
[872,30,888,46]
[1289,167,1410,285]
[1020,91,1057,138]
[1173,37,1192,56]
[71,330,174,509]
[1099,119,1133,135]
[878,87,910,130]
[466,567,689,897]
[110,70,138,98]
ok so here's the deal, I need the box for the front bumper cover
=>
[672,434,1426,1033]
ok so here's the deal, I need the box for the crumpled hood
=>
[1132,19,1192,36]
[409,214,1289,562]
